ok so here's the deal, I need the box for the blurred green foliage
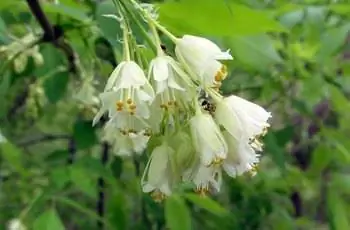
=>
[1,0,350,229]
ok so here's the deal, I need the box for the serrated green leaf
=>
[42,2,90,22]
[327,190,350,230]
[0,140,25,175]
[184,193,227,215]
[50,167,70,189]
[69,165,96,198]
[33,209,65,230]
[96,0,122,48]
[308,145,332,176]
[165,195,191,230]
[264,132,286,172]
[73,119,97,149]
[316,24,350,62]
[229,34,282,71]
[158,0,285,36]
[43,70,70,103]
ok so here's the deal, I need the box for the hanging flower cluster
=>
[93,1,271,201]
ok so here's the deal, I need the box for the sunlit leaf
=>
[158,0,286,36]
[165,195,192,230]
[33,209,65,230]
[184,193,227,215]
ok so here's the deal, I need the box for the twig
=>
[25,0,78,73]
[18,134,70,147]
[97,142,109,230]
[67,138,76,165]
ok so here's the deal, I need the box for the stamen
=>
[126,98,132,104]
[129,104,136,110]
[150,190,166,203]
[195,186,209,197]
[248,164,258,176]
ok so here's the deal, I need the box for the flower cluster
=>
[93,4,271,201]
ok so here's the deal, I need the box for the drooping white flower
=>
[190,113,227,166]
[142,144,173,201]
[93,61,155,126]
[175,35,233,87]
[148,54,195,109]
[103,121,151,156]
[215,95,271,144]
[191,163,222,195]
[7,219,26,230]
[221,130,260,177]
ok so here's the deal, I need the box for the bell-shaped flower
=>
[175,35,233,87]
[214,95,271,150]
[148,55,192,110]
[221,131,260,177]
[191,163,222,195]
[190,113,228,166]
[93,61,155,126]
[142,144,174,201]
[103,121,151,156]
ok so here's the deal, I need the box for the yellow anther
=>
[120,130,127,135]
[167,101,173,106]
[116,101,124,107]
[116,107,123,111]
[195,187,209,197]
[248,164,258,176]
[129,111,135,115]
[215,72,223,82]
[129,104,136,110]
[151,190,166,203]
[209,157,224,166]
[126,98,132,104]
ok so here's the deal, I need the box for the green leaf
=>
[42,2,90,22]
[35,44,65,77]
[184,193,227,215]
[158,0,285,36]
[165,195,191,230]
[69,165,96,198]
[316,24,350,62]
[43,70,70,103]
[50,167,70,189]
[107,190,127,230]
[228,34,282,71]
[327,190,350,230]
[264,132,286,172]
[308,145,332,177]
[33,209,65,230]
[96,0,122,47]
[0,140,25,175]
[73,119,97,149]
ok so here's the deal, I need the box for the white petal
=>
[168,72,185,91]
[214,50,233,60]
[152,56,169,82]
[104,62,125,91]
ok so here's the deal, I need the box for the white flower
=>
[190,113,227,166]
[142,144,173,201]
[7,219,26,230]
[103,121,151,156]
[215,95,271,143]
[148,55,194,109]
[221,130,260,177]
[175,35,232,87]
[191,163,222,195]
[93,61,155,126]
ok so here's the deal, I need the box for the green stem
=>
[122,20,131,61]
[128,0,178,43]
[118,0,157,53]
[149,20,163,55]
[55,196,111,228]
